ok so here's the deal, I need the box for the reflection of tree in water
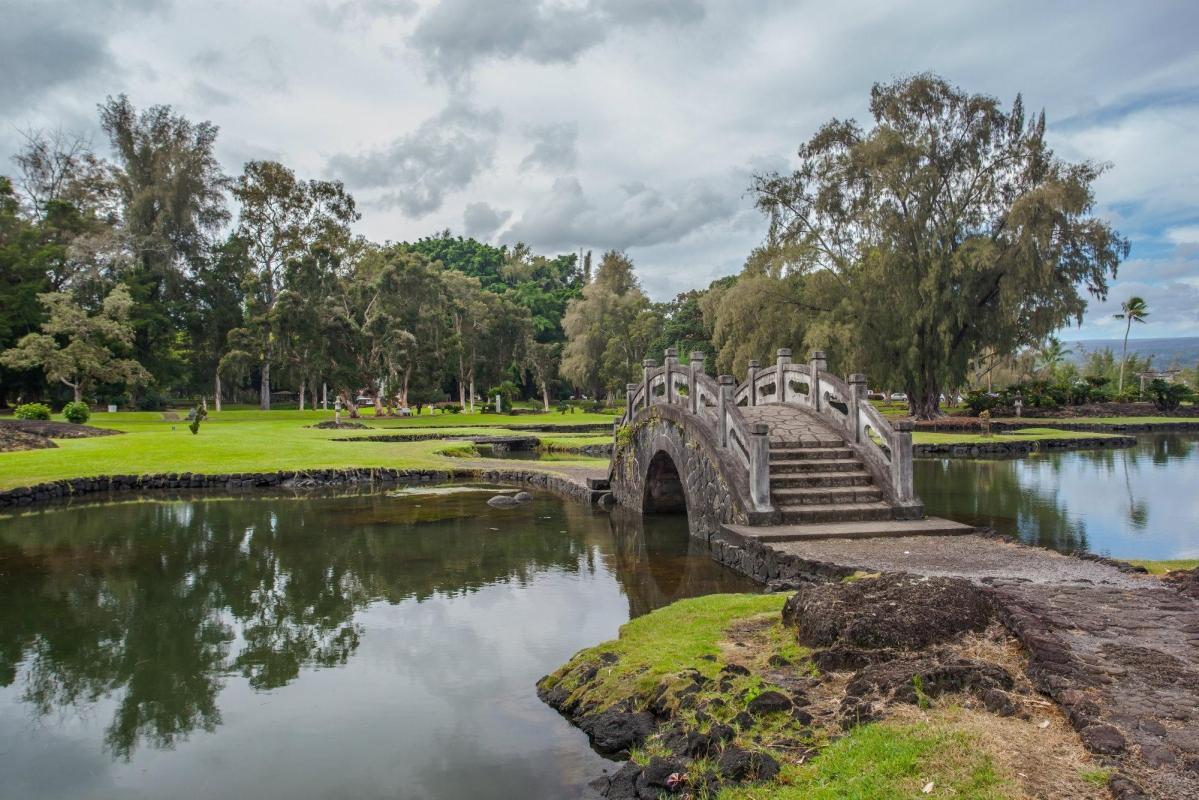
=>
[915,458,1089,553]
[603,508,756,619]
[0,492,604,759]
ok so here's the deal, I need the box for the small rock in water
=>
[513,491,532,503]
[487,495,521,508]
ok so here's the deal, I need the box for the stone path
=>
[741,405,845,447]
[771,534,1199,799]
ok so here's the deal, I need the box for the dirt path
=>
[771,534,1199,799]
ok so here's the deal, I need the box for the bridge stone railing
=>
[616,347,918,516]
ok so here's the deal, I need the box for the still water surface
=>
[917,433,1199,559]
[0,487,755,800]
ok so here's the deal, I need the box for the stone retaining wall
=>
[0,466,603,510]
[914,434,1136,458]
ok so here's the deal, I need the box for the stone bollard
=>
[809,350,827,411]
[717,375,735,447]
[848,373,867,443]
[689,351,706,414]
[643,359,657,407]
[749,422,772,510]
[777,349,792,404]
[747,360,760,406]
[891,418,915,503]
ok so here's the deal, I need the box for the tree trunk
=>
[299,378,306,411]
[72,381,82,403]
[909,385,942,420]
[339,389,360,419]
[541,380,550,412]
[469,374,476,413]
[322,382,328,410]
[458,353,468,410]
[260,359,271,410]
[1118,319,1132,394]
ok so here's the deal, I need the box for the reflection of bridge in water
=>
[608,348,970,549]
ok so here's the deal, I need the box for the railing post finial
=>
[688,352,705,414]
[626,383,639,422]
[848,373,867,444]
[747,359,759,406]
[809,350,826,412]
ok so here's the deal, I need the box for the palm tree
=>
[1036,337,1072,378]
[1114,296,1149,394]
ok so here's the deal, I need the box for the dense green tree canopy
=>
[752,74,1128,417]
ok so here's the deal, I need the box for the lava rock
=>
[513,491,533,503]
[591,761,642,799]
[721,662,750,676]
[1079,722,1127,755]
[846,656,1014,705]
[635,756,687,798]
[746,690,793,716]
[717,746,780,782]
[579,710,656,758]
[784,574,994,650]
[486,495,521,508]
[982,688,1016,717]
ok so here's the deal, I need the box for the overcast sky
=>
[3,0,1198,338]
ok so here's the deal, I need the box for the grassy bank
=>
[542,593,1105,800]
[0,410,611,490]
[912,427,1127,446]
[1126,559,1199,575]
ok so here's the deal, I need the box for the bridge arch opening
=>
[642,450,686,513]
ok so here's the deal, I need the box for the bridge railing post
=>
[776,349,792,404]
[809,350,826,412]
[664,348,678,405]
[749,422,771,510]
[891,419,915,503]
[626,383,638,422]
[689,351,705,414]
[747,360,759,406]
[642,359,656,408]
[717,375,734,447]
[848,373,867,443]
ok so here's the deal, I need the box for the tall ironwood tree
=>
[753,74,1128,418]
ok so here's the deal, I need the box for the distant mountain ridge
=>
[1066,337,1199,368]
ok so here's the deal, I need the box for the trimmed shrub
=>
[1147,379,1193,413]
[14,402,52,420]
[136,390,167,411]
[63,401,91,424]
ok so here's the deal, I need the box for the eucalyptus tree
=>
[230,160,358,409]
[752,73,1128,418]
[1114,296,1149,394]
[99,96,230,384]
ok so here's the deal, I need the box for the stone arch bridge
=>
[610,348,965,542]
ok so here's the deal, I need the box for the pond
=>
[916,432,1199,560]
[0,487,755,800]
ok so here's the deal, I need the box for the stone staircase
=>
[767,439,897,523]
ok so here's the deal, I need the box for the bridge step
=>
[771,486,884,505]
[777,502,895,523]
[767,458,865,474]
[769,472,873,489]
[769,447,854,461]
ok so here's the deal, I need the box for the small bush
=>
[63,401,91,424]
[14,402,52,420]
[1147,379,1193,413]
[136,390,167,411]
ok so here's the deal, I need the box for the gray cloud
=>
[190,36,289,93]
[309,0,418,29]
[327,100,502,217]
[462,202,511,240]
[502,175,737,251]
[410,0,704,82]
[519,122,577,173]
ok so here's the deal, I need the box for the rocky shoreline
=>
[0,464,608,510]
[913,434,1136,458]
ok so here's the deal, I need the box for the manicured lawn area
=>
[1126,559,1199,575]
[0,409,612,489]
[912,427,1125,446]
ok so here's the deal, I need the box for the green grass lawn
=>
[912,427,1126,446]
[0,409,612,489]
[1126,559,1199,575]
